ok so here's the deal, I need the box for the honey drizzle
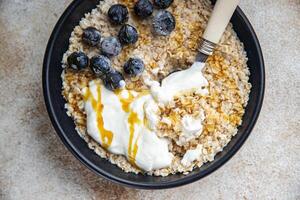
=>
[114,89,135,112]
[127,111,141,167]
[114,89,150,168]
[85,85,150,168]
[84,85,113,149]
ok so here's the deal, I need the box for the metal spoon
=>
[162,0,240,82]
[197,0,240,63]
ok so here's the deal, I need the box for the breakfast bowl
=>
[43,0,264,189]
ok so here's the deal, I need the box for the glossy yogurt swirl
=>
[83,62,208,171]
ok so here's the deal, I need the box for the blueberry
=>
[154,0,173,9]
[123,58,144,76]
[82,27,101,46]
[103,71,126,91]
[67,51,89,70]
[153,10,176,36]
[90,55,112,76]
[134,0,153,19]
[108,4,129,25]
[101,37,122,57]
[118,24,139,45]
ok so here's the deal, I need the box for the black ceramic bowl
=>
[43,0,264,189]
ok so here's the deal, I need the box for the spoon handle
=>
[203,0,240,44]
[198,0,239,59]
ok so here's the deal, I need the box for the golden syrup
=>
[115,89,150,167]
[127,111,141,167]
[131,133,141,168]
[85,87,150,168]
[137,89,150,98]
[83,84,113,149]
[114,89,150,113]
[143,114,149,129]
[114,89,135,113]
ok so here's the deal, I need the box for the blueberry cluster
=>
[67,1,175,91]
[67,24,142,91]
[133,0,175,36]
[68,51,124,91]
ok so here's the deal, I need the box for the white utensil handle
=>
[203,0,240,44]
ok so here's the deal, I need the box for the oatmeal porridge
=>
[61,0,251,176]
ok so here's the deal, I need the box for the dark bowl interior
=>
[43,0,265,189]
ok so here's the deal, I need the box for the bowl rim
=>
[43,0,265,189]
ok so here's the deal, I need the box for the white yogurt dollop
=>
[146,62,209,104]
[83,62,209,171]
[177,113,205,146]
[144,98,160,130]
[83,81,173,171]
[181,145,203,167]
